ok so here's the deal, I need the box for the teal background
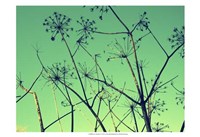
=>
[16,6,184,132]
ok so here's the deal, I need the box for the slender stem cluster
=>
[17,6,184,132]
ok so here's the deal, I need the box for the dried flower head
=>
[146,74,167,94]
[119,98,143,121]
[168,26,184,46]
[16,73,23,89]
[97,85,117,101]
[43,12,73,41]
[138,60,149,69]
[151,99,168,116]
[78,62,96,79]
[43,61,75,87]
[134,12,150,31]
[168,26,185,58]
[76,17,97,46]
[175,89,184,106]
[171,82,184,107]
[107,37,133,64]
[152,122,169,132]
[87,6,109,20]
[61,100,70,107]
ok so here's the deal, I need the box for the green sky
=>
[16,6,184,132]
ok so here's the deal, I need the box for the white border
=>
[15,0,186,6]
[1,0,200,137]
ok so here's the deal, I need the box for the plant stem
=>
[180,121,185,132]
[131,108,139,132]
[145,43,184,103]
[61,34,88,103]
[80,45,106,81]
[140,66,151,123]
[44,110,74,131]
[126,57,141,95]
[16,68,43,103]
[93,30,128,35]
[63,72,74,132]
[140,100,152,132]
[148,28,168,57]
[94,99,102,132]
[71,105,74,132]
[37,51,106,132]
[59,80,107,132]
[140,66,148,97]
[129,33,152,131]
[129,33,144,99]
[108,101,117,132]
[96,94,122,129]
[114,110,135,132]
[87,76,140,105]
[19,85,44,132]
[32,92,45,132]
[108,6,130,32]
[51,88,63,132]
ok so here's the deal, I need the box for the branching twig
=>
[16,68,43,103]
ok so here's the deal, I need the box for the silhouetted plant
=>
[16,73,23,89]
[78,62,96,79]
[152,122,169,132]
[134,12,150,31]
[17,6,184,132]
[168,26,185,58]
[43,12,73,41]
[87,6,109,20]
[76,16,97,46]
[43,62,75,87]
[106,37,133,64]
[171,82,185,107]
[150,99,168,116]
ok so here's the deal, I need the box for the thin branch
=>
[63,69,74,132]
[91,90,103,108]
[129,33,144,99]
[59,80,107,132]
[73,97,92,106]
[141,124,146,132]
[156,75,179,91]
[18,85,44,132]
[72,45,80,57]
[61,34,88,103]
[108,101,117,132]
[44,110,74,131]
[93,30,128,35]
[171,82,183,93]
[130,33,152,132]
[32,92,45,132]
[108,6,130,32]
[126,57,141,96]
[36,52,107,131]
[140,66,148,97]
[148,28,168,57]
[180,121,185,132]
[94,99,102,132]
[80,45,106,81]
[131,22,139,33]
[96,94,122,129]
[145,43,184,103]
[114,110,135,132]
[16,68,43,103]
[169,43,184,58]
[51,88,63,132]
[87,76,140,105]
[131,109,139,132]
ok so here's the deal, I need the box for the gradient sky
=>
[16,6,184,132]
